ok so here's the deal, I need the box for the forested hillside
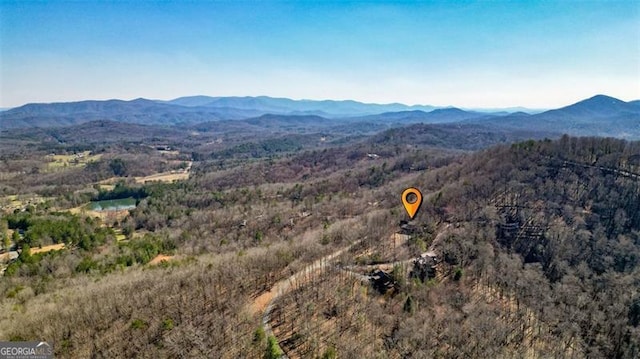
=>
[264,136,640,358]
[1,135,638,358]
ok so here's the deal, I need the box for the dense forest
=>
[1,131,639,358]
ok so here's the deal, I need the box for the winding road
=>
[250,240,362,358]
[250,223,453,358]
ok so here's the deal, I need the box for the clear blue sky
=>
[1,0,639,108]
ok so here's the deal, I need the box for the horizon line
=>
[5,93,637,112]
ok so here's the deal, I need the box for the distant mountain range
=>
[0,96,441,129]
[163,95,438,116]
[0,94,638,139]
[463,95,640,139]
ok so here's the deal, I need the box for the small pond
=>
[89,197,137,211]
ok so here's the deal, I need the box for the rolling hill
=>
[369,123,558,150]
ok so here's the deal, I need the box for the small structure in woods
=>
[370,270,395,294]
[410,252,438,282]
[398,220,419,235]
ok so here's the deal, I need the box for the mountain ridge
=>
[165,95,438,116]
[463,95,640,139]
[1,95,638,139]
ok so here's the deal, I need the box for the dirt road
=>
[251,213,452,357]
[250,240,361,358]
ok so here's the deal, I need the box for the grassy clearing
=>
[67,204,131,224]
[134,160,192,183]
[98,184,116,191]
[134,172,189,183]
[46,151,102,171]
[0,195,22,210]
[1,195,49,213]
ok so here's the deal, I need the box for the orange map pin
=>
[402,187,423,219]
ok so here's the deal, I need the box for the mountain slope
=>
[0,99,265,129]
[465,95,640,139]
[350,108,491,124]
[369,123,558,150]
[541,94,637,119]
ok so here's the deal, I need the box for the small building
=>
[370,270,395,294]
[410,253,438,282]
[398,220,419,235]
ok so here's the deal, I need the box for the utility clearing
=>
[30,243,65,254]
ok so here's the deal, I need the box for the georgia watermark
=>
[0,342,53,359]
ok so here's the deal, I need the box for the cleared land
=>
[67,205,131,223]
[134,161,192,183]
[46,151,102,171]
[98,184,116,191]
[134,171,188,183]
[1,195,49,213]
[30,243,65,254]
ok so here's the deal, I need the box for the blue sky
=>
[1,1,639,108]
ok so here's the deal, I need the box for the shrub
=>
[130,319,147,330]
[453,267,463,281]
[264,336,282,359]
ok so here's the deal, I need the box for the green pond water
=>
[89,197,137,211]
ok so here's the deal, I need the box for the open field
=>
[134,161,192,183]
[134,171,188,183]
[0,195,50,213]
[46,151,102,171]
[67,205,132,223]
[98,184,116,191]
[0,195,21,210]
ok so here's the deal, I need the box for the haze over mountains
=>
[463,95,640,139]
[0,94,638,139]
[164,95,438,116]
[0,96,438,128]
